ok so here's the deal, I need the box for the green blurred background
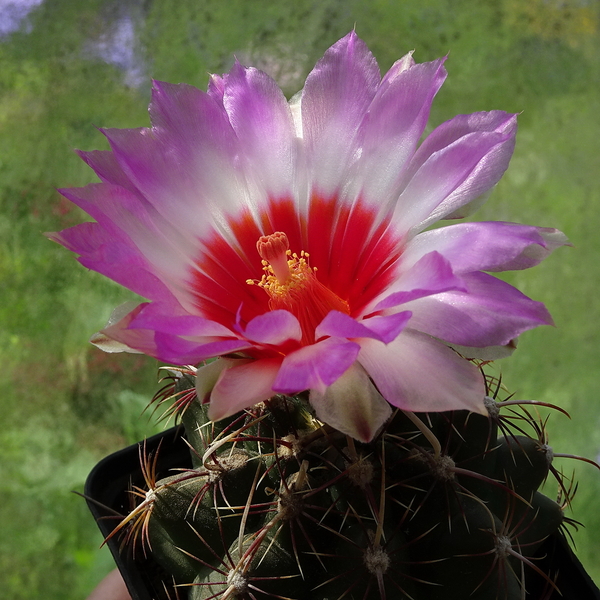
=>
[1,0,599,597]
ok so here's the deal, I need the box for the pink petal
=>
[393,112,517,235]
[208,358,282,421]
[128,302,235,337]
[309,363,392,442]
[316,310,411,344]
[381,51,416,79]
[403,271,553,347]
[76,149,138,193]
[273,337,361,395]
[58,184,195,299]
[372,251,466,311]
[301,31,380,196]
[359,329,486,413]
[419,113,517,228]
[104,85,250,241]
[355,57,447,210]
[241,310,302,345]
[207,73,225,104]
[152,333,253,365]
[100,302,252,363]
[89,333,142,354]
[222,62,298,200]
[401,221,570,274]
[47,222,177,304]
[360,312,413,344]
[407,111,516,179]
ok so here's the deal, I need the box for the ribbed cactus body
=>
[125,372,570,600]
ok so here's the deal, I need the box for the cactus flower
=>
[49,32,567,441]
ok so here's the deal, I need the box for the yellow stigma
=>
[247,231,350,345]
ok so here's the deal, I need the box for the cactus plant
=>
[50,30,598,600]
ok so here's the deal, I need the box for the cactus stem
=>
[107,368,585,598]
[429,453,456,482]
[453,466,528,503]
[278,434,301,458]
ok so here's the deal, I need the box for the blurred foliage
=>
[504,0,598,51]
[0,0,599,597]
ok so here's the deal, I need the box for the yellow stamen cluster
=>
[246,250,317,297]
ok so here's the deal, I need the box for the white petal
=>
[359,329,486,414]
[309,363,392,442]
[195,358,246,403]
[89,301,144,354]
[208,358,281,421]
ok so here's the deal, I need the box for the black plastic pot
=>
[85,426,192,600]
[85,426,600,600]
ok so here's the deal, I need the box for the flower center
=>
[248,231,350,344]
